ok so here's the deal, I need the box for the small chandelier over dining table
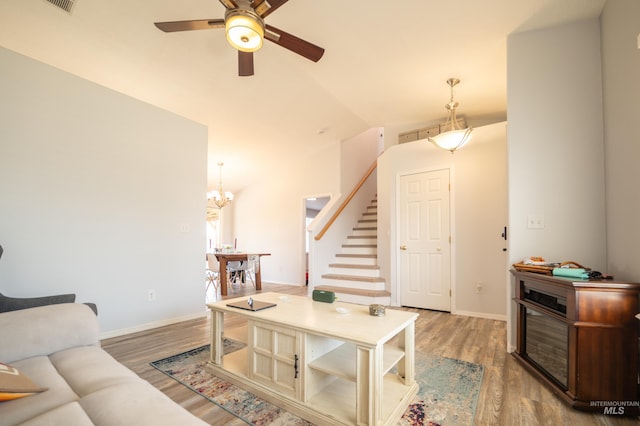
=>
[428,77,473,153]
[208,162,234,209]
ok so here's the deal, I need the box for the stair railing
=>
[315,159,377,241]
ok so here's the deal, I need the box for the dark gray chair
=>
[0,244,97,315]
[0,291,86,313]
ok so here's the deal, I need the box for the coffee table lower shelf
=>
[205,361,418,426]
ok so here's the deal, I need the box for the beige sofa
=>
[0,303,207,426]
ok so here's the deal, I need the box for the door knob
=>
[400,245,407,250]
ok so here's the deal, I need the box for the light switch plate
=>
[527,215,545,229]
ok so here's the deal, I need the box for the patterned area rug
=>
[150,340,483,425]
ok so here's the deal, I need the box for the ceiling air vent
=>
[43,0,76,14]
[398,118,468,144]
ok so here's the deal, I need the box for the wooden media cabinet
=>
[511,270,640,415]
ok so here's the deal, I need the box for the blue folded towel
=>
[552,268,589,280]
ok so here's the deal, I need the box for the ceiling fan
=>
[154,0,325,76]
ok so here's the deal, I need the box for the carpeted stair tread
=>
[320,274,385,282]
[336,254,377,258]
[329,263,380,269]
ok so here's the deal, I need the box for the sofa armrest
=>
[0,303,100,364]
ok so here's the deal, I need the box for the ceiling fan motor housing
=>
[225,1,265,52]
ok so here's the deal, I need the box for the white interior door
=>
[399,169,451,311]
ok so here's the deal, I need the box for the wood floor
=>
[101,283,639,425]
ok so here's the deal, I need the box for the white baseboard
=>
[100,310,209,340]
[452,309,507,322]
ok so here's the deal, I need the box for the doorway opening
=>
[205,208,221,303]
[304,196,330,285]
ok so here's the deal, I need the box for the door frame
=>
[394,164,457,312]
[302,193,332,286]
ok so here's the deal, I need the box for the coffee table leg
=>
[356,345,383,424]
[210,310,224,365]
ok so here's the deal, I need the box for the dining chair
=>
[206,253,220,294]
[244,254,259,288]
[226,260,246,292]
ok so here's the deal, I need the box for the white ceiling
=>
[0,0,605,193]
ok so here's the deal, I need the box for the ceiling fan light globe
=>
[225,14,264,52]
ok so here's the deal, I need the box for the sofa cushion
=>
[0,356,79,426]
[49,346,142,396]
[0,362,48,401]
[16,402,95,426]
[80,381,208,426]
[0,303,99,364]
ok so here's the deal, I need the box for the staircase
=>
[314,198,391,305]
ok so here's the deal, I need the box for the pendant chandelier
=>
[428,78,473,153]
[208,162,234,209]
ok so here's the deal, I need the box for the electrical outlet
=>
[476,282,483,293]
[147,289,156,302]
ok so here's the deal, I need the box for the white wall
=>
[378,122,508,319]
[232,127,382,287]
[506,19,606,348]
[231,141,341,286]
[601,0,640,281]
[0,47,208,336]
[340,127,384,193]
[507,19,606,271]
[451,125,509,317]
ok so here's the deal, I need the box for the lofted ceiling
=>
[0,0,605,193]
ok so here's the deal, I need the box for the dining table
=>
[214,252,271,296]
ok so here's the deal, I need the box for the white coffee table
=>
[206,292,418,426]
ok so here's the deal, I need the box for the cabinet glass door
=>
[524,307,569,388]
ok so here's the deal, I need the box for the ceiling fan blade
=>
[264,24,324,62]
[218,0,238,9]
[238,51,254,77]
[253,0,289,18]
[154,19,225,33]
